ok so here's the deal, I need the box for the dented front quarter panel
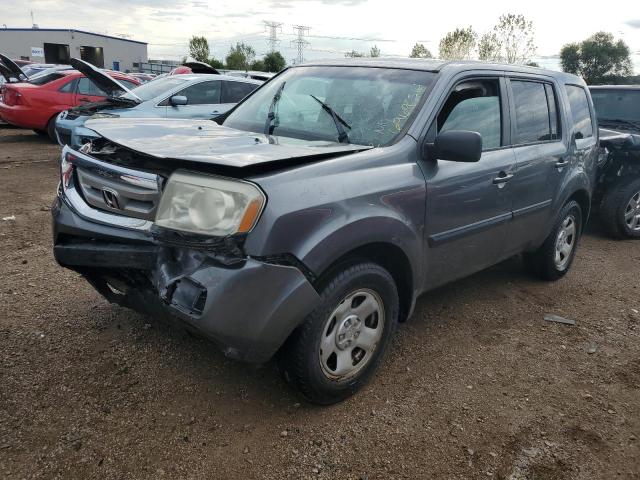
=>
[244,135,427,293]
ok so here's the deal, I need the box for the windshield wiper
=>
[310,94,351,144]
[599,118,640,131]
[264,81,286,136]
[107,95,139,105]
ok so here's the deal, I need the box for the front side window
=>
[511,80,554,144]
[222,81,258,103]
[173,81,221,105]
[565,85,593,139]
[223,66,436,147]
[437,79,502,150]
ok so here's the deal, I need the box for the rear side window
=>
[437,79,502,150]
[77,77,106,96]
[565,85,593,139]
[511,80,558,144]
[58,79,76,93]
[222,81,258,103]
[29,73,65,86]
[173,80,221,105]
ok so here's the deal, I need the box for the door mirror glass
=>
[433,130,482,162]
[170,95,188,106]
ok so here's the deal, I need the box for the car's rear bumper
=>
[52,195,321,363]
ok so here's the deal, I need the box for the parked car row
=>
[0,56,264,143]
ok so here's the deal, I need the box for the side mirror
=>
[170,95,188,106]
[432,130,482,162]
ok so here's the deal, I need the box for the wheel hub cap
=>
[335,315,362,350]
[319,289,384,380]
[554,214,576,270]
[624,191,640,232]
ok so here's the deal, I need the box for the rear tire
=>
[600,178,640,239]
[524,200,582,281]
[278,262,399,405]
[46,116,58,143]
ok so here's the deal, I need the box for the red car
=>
[0,63,139,141]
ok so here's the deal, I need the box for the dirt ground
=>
[0,126,638,480]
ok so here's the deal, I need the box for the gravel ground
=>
[1,126,639,480]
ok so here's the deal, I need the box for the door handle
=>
[493,172,514,185]
[555,158,570,168]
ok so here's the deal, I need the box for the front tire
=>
[524,200,582,281]
[279,262,399,405]
[600,178,640,239]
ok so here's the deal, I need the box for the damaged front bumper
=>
[52,188,320,364]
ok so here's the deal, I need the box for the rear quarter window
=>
[565,85,593,139]
[29,73,65,86]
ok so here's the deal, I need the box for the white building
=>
[0,28,148,72]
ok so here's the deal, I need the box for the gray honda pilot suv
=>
[52,59,598,404]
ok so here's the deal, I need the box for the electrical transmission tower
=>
[264,21,283,53]
[291,25,310,64]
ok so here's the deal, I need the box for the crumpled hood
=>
[599,127,640,153]
[84,117,373,168]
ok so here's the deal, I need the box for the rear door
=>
[422,75,517,288]
[503,77,568,255]
[163,80,222,119]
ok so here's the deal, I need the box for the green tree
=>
[495,14,536,64]
[208,58,224,70]
[409,43,432,58]
[251,59,265,71]
[370,45,381,57]
[478,32,502,61]
[189,36,210,63]
[438,27,477,60]
[225,42,256,71]
[560,32,632,84]
[263,51,286,72]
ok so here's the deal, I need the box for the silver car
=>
[55,59,261,148]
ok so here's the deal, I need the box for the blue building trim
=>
[0,28,147,45]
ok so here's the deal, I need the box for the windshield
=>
[223,66,436,146]
[121,76,190,102]
[590,89,640,125]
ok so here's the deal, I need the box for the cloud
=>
[625,19,640,29]
[266,0,368,8]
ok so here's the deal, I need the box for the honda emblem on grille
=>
[102,188,121,210]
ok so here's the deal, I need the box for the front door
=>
[422,76,516,289]
[164,80,222,119]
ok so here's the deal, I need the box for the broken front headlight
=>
[155,171,266,236]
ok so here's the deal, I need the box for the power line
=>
[291,25,310,64]
[264,21,283,53]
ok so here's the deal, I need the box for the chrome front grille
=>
[60,145,161,230]
[76,166,159,220]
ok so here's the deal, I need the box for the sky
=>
[2,0,640,72]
